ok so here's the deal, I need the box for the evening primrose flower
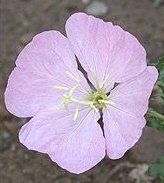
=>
[5,13,158,174]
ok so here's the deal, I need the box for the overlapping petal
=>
[19,107,105,174]
[103,66,158,159]
[66,12,146,89]
[104,109,146,159]
[5,31,89,117]
[109,66,158,116]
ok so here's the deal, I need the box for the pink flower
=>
[5,13,158,174]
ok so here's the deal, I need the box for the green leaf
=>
[157,57,164,92]
[157,57,164,71]
[147,119,164,132]
[147,58,164,181]
[146,109,164,132]
[148,155,164,181]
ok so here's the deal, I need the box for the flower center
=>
[54,71,114,121]
[89,89,108,109]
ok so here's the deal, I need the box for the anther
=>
[98,99,115,105]
[90,104,99,112]
[54,85,69,91]
[99,74,109,89]
[66,71,80,83]
[73,106,79,121]
[69,85,79,96]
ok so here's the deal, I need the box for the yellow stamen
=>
[71,98,93,105]
[73,106,79,121]
[69,85,79,96]
[66,71,80,83]
[99,74,109,89]
[98,99,115,105]
[91,68,99,87]
[90,104,99,112]
[54,85,69,91]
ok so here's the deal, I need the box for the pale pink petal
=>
[109,66,158,116]
[19,107,105,174]
[66,12,146,88]
[5,67,63,117]
[103,66,158,159]
[16,31,78,75]
[103,109,146,159]
[5,31,89,117]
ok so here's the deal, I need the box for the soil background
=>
[0,0,164,183]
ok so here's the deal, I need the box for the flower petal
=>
[16,31,78,75]
[19,107,105,174]
[103,108,146,159]
[66,12,146,89]
[103,66,158,159]
[109,66,158,116]
[5,31,88,117]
